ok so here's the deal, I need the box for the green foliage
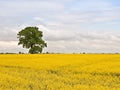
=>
[17,26,47,54]
[29,46,42,54]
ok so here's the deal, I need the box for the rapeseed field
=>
[0,54,120,90]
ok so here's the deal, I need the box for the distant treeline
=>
[0,52,120,54]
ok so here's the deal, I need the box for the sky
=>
[0,0,120,53]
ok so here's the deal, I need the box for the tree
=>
[17,26,47,54]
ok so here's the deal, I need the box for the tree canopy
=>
[17,26,47,54]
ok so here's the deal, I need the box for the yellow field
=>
[0,54,120,90]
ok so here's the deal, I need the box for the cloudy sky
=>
[0,0,120,53]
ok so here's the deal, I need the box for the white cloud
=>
[0,24,120,53]
[37,25,120,53]
[0,41,27,53]
[0,0,64,17]
[33,17,45,21]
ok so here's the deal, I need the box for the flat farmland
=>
[0,54,120,90]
